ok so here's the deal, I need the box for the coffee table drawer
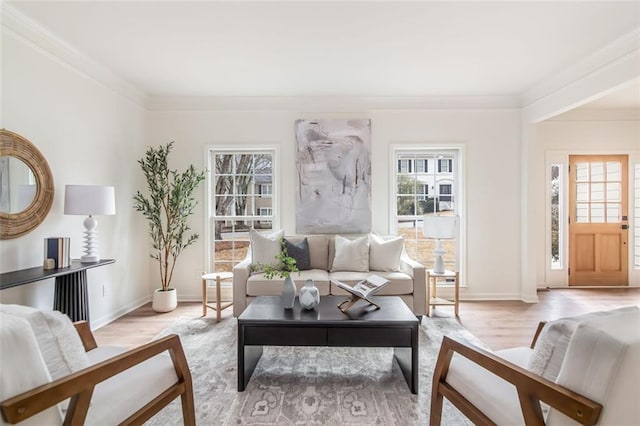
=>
[243,326,327,345]
[327,327,412,347]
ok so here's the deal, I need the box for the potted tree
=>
[133,142,206,312]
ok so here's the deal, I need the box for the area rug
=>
[146,317,483,425]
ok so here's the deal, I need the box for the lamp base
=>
[432,239,446,274]
[81,216,100,263]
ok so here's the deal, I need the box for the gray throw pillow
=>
[285,238,311,270]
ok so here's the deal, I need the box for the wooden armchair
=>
[0,314,194,426]
[431,307,640,425]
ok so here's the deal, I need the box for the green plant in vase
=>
[252,238,299,309]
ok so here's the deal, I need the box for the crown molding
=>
[521,28,640,108]
[146,95,520,111]
[2,3,148,107]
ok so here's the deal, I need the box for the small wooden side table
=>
[202,272,234,322]
[426,269,459,317]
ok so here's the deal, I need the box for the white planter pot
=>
[152,288,177,312]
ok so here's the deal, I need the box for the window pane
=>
[397,196,415,215]
[397,175,415,194]
[606,182,621,202]
[551,164,561,269]
[576,163,589,182]
[215,196,233,216]
[235,154,253,174]
[235,196,253,215]
[576,183,589,202]
[591,183,604,202]
[234,176,253,195]
[215,154,233,174]
[254,154,272,175]
[606,204,620,223]
[576,203,589,223]
[214,176,233,195]
[607,161,621,181]
[591,203,605,223]
[635,164,640,268]
[591,162,604,181]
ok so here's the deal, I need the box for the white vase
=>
[152,288,177,312]
[282,276,296,309]
[299,279,320,310]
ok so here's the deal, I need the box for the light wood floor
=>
[93,288,640,350]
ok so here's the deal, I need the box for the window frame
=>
[204,145,279,273]
[390,145,465,277]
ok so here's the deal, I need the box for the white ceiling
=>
[5,1,640,105]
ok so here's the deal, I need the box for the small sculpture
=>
[299,279,320,310]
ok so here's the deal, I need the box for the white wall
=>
[149,108,523,301]
[536,108,640,287]
[0,32,151,328]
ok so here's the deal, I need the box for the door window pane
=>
[591,183,604,202]
[591,162,604,181]
[551,165,562,269]
[591,203,605,223]
[606,204,620,223]
[607,162,621,181]
[576,183,589,202]
[576,163,589,182]
[606,183,621,202]
[576,203,589,223]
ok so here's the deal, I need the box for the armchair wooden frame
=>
[0,321,195,426]
[430,322,603,426]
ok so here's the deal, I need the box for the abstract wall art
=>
[294,119,371,233]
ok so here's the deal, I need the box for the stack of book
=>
[44,237,71,269]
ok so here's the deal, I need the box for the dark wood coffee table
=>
[237,295,419,393]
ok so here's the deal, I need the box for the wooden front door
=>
[569,155,628,286]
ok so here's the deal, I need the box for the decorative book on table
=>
[44,237,71,269]
[330,275,390,312]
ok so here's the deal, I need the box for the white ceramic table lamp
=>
[64,185,116,263]
[423,215,459,274]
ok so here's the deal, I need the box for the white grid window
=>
[635,163,640,268]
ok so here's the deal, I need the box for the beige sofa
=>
[232,234,425,317]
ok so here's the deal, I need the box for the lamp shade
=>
[64,185,116,216]
[423,215,458,239]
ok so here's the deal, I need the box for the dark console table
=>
[0,259,115,323]
[237,295,419,394]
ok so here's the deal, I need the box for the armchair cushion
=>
[0,313,62,426]
[446,346,534,425]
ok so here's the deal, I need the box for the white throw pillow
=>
[369,233,404,272]
[250,228,284,271]
[0,304,89,380]
[330,235,370,272]
[527,306,640,382]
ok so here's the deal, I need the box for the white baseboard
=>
[91,295,151,330]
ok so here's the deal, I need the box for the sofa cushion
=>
[284,237,311,270]
[446,346,533,426]
[247,269,330,296]
[330,235,369,272]
[329,271,413,295]
[369,233,403,272]
[250,228,284,271]
[0,304,89,380]
[288,235,329,271]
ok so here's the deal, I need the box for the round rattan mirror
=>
[0,129,54,239]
